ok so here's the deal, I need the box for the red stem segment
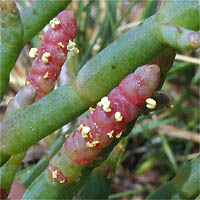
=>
[64,64,160,166]
[26,10,77,101]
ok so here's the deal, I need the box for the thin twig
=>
[175,54,200,65]
[158,124,200,143]
[117,21,141,32]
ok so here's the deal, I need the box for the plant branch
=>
[0,0,23,101]
[0,0,72,101]
[0,0,199,156]
[147,156,200,199]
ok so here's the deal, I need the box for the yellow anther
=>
[43,72,49,79]
[52,170,58,179]
[81,126,91,138]
[86,141,99,148]
[97,101,103,107]
[67,40,79,56]
[114,112,123,122]
[146,98,156,109]
[42,52,51,63]
[103,107,111,112]
[49,17,60,28]
[107,130,114,138]
[89,132,93,138]
[86,142,94,148]
[65,134,69,138]
[58,42,65,48]
[26,80,32,85]
[101,97,110,107]
[77,124,84,132]
[98,96,111,112]
[67,40,76,50]
[29,48,38,58]
[92,141,99,147]
[72,47,80,55]
[89,107,95,114]
[118,144,125,152]
[116,131,123,138]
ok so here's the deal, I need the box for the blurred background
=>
[1,0,199,199]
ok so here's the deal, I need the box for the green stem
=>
[21,124,76,188]
[22,122,134,199]
[77,138,126,199]
[0,0,199,156]
[0,0,23,101]
[21,0,72,44]
[141,0,159,20]
[147,156,200,199]
[0,0,72,101]
[0,152,26,199]
[159,24,200,52]
[0,85,37,167]
[0,85,37,198]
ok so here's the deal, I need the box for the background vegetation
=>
[0,0,199,199]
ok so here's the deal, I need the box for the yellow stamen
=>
[86,142,94,148]
[81,126,91,138]
[146,98,156,109]
[29,48,38,58]
[52,170,58,179]
[42,52,51,63]
[78,124,84,132]
[43,72,49,79]
[98,96,111,112]
[114,112,123,122]
[26,80,32,85]
[116,131,123,138]
[49,17,60,28]
[107,130,114,138]
[58,42,65,48]
[89,107,95,114]
[92,141,99,147]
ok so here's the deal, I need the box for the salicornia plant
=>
[0,0,199,199]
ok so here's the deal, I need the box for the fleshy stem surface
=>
[0,85,36,198]
[159,24,200,52]
[0,152,26,199]
[0,0,71,101]
[20,124,77,188]
[0,0,199,156]
[1,9,77,189]
[21,0,71,44]
[26,10,77,101]
[0,0,24,101]
[147,156,200,199]
[22,64,161,199]
[77,138,126,199]
[0,85,37,167]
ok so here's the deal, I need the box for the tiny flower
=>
[114,112,123,122]
[26,80,32,85]
[89,107,95,114]
[29,48,38,58]
[146,98,156,109]
[98,96,111,112]
[107,130,114,138]
[115,131,123,138]
[67,40,76,50]
[49,17,60,28]
[81,126,91,138]
[43,72,49,79]
[52,170,58,179]
[58,42,65,48]
[86,142,94,148]
[42,52,51,63]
